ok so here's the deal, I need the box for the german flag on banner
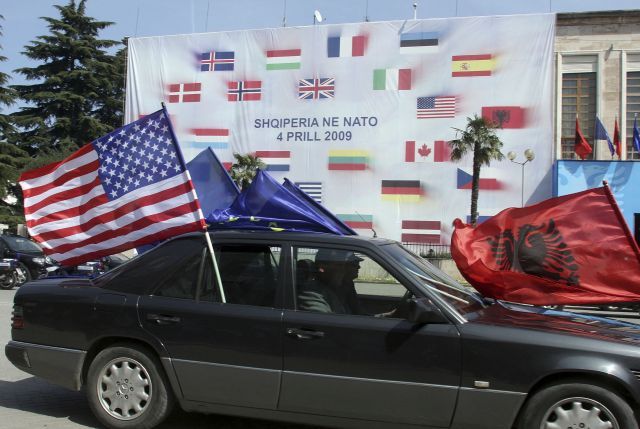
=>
[328,150,369,170]
[381,180,421,202]
[451,54,494,77]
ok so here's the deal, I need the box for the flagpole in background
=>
[161,102,226,303]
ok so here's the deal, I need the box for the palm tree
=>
[448,115,504,226]
[230,153,266,190]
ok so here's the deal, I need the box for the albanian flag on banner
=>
[451,186,640,305]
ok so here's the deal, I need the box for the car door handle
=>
[286,328,325,340]
[146,313,181,325]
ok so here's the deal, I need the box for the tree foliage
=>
[11,0,122,155]
[230,153,266,190]
[448,115,504,226]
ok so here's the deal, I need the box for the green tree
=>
[11,0,120,155]
[448,115,504,226]
[0,14,16,144]
[230,153,266,190]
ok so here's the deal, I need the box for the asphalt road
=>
[0,288,314,429]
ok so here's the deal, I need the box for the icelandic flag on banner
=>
[19,109,205,266]
[327,35,365,57]
[255,150,290,171]
[200,51,234,71]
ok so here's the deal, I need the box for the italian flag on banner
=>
[373,68,411,90]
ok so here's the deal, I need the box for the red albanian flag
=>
[451,186,640,305]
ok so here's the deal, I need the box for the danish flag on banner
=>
[168,83,202,103]
[227,81,262,102]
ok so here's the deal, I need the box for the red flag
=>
[574,117,592,160]
[451,186,640,305]
[614,118,621,158]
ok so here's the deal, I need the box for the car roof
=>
[172,229,397,248]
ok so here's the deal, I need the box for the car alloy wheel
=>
[540,396,618,429]
[97,357,152,421]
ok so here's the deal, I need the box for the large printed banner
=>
[126,14,555,243]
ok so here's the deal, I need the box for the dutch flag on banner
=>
[188,128,229,150]
[327,35,365,57]
[256,151,290,172]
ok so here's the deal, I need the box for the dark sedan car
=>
[5,230,640,429]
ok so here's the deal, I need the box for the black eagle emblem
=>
[487,219,580,286]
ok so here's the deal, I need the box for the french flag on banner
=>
[255,151,290,172]
[327,35,365,57]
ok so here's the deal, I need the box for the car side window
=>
[294,247,409,318]
[153,247,206,300]
[103,237,204,294]
[202,244,281,307]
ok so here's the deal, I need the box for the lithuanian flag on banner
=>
[451,54,495,77]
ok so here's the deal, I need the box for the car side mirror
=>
[407,298,448,324]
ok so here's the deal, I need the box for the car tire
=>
[16,263,31,286]
[518,382,637,429]
[86,345,174,429]
[0,271,16,289]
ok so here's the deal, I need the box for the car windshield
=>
[383,242,486,314]
[2,236,42,253]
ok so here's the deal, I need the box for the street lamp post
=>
[507,149,535,207]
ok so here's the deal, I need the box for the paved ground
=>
[0,288,313,429]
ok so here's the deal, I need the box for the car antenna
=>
[355,211,376,238]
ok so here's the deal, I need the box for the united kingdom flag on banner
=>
[298,78,335,100]
[227,81,262,102]
[168,83,201,103]
[200,51,234,71]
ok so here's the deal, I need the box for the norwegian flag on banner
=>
[228,81,262,101]
[19,109,205,266]
[167,83,202,103]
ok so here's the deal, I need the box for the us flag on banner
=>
[20,109,205,266]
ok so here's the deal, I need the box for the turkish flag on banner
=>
[451,186,640,305]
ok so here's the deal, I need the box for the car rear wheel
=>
[518,382,637,429]
[16,263,30,286]
[86,345,174,429]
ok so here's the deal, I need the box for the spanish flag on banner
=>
[451,54,495,77]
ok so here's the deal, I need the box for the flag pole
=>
[602,180,640,264]
[161,102,226,303]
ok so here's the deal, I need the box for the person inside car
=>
[296,249,362,314]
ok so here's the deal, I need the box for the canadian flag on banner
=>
[405,140,451,163]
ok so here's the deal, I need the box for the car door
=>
[279,244,461,427]
[138,237,285,409]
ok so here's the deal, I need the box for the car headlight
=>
[32,257,45,265]
[44,256,54,265]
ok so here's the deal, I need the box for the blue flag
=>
[187,148,240,218]
[208,170,356,235]
[594,116,614,156]
[634,117,640,153]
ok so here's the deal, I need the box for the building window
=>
[627,71,640,160]
[561,72,596,159]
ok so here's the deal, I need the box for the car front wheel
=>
[86,345,174,429]
[518,382,637,429]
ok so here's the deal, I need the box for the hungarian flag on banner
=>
[20,109,206,266]
[451,186,640,305]
[574,117,592,160]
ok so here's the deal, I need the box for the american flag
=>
[228,81,262,102]
[19,109,205,266]
[417,96,456,119]
[200,51,234,72]
[298,78,335,100]
[295,182,322,203]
